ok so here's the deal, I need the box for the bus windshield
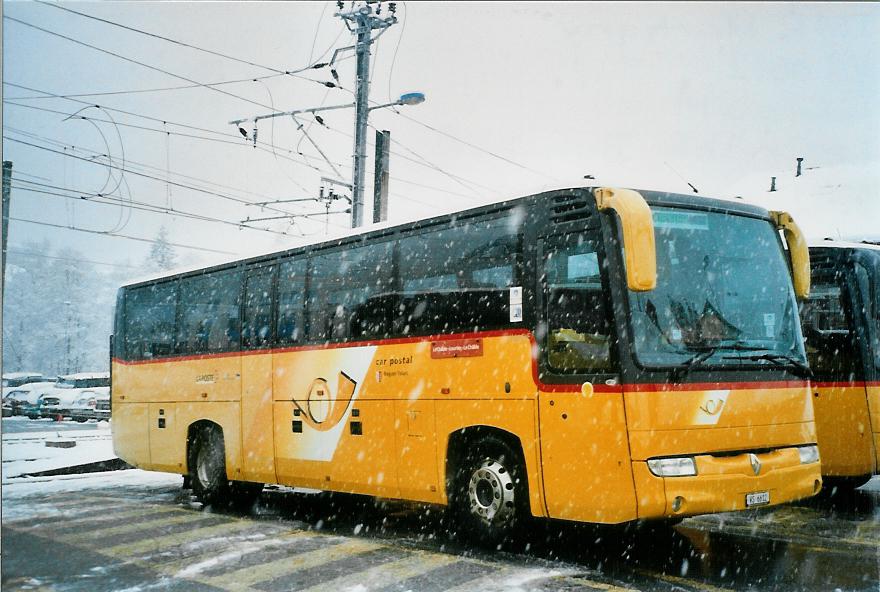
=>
[629,207,806,369]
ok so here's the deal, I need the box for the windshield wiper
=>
[671,347,718,382]
[723,352,813,378]
[670,342,767,382]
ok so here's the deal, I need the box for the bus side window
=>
[243,266,275,349]
[308,242,393,343]
[799,275,859,379]
[854,262,880,370]
[123,282,176,360]
[396,218,521,335]
[543,234,612,374]
[277,259,306,344]
[177,271,241,354]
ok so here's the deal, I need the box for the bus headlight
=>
[798,445,819,464]
[647,457,697,477]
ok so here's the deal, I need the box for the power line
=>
[35,0,345,77]
[4,137,314,233]
[3,85,342,189]
[4,125,302,208]
[4,89,482,204]
[8,248,139,269]
[9,217,237,255]
[10,181,298,236]
[5,133,350,231]
[4,16,287,114]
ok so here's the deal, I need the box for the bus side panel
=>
[538,391,637,523]
[119,358,242,404]
[435,399,545,518]
[813,384,875,478]
[869,384,880,473]
[149,402,183,473]
[241,352,276,484]
[395,399,441,504]
[112,402,150,468]
[177,401,243,479]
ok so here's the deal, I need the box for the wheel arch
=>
[186,419,224,473]
[444,425,544,517]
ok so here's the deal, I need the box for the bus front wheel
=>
[189,425,230,506]
[452,436,527,546]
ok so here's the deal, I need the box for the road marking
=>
[193,537,384,592]
[58,510,210,545]
[298,551,459,592]
[102,516,259,557]
[635,569,733,592]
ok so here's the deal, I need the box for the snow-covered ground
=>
[1,417,183,519]
[1,419,115,478]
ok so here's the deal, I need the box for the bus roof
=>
[808,239,880,252]
[122,186,772,289]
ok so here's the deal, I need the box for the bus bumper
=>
[632,447,823,519]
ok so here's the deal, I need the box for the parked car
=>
[53,372,111,420]
[2,372,45,400]
[67,388,110,422]
[3,381,57,417]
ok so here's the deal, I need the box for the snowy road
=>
[2,470,878,592]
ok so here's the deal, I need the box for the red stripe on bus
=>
[812,381,880,389]
[112,329,809,393]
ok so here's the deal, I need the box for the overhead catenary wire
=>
[4,136,320,232]
[9,217,237,255]
[3,126,345,231]
[4,92,484,204]
[8,249,140,269]
[34,0,343,77]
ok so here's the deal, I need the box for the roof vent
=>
[550,193,592,224]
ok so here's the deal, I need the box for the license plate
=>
[746,491,770,507]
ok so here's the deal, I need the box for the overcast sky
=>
[3,1,879,275]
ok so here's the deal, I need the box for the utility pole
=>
[228,3,422,231]
[2,161,12,286]
[336,2,398,228]
[373,130,390,223]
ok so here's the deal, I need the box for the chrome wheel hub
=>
[467,458,515,526]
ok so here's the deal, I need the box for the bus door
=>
[852,251,880,471]
[240,264,278,484]
[536,231,637,523]
[802,259,874,477]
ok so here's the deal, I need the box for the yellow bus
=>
[800,241,880,490]
[112,187,822,542]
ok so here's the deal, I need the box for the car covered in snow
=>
[66,388,111,422]
[2,372,45,400]
[3,381,57,417]
[53,373,111,420]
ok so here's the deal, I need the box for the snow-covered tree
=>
[146,226,178,272]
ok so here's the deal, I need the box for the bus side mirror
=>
[594,188,657,292]
[770,211,810,300]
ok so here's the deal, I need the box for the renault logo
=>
[749,453,762,476]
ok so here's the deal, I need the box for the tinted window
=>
[123,282,177,360]
[243,266,275,349]
[277,259,307,344]
[544,233,612,374]
[800,275,860,379]
[177,271,241,353]
[396,217,521,335]
[308,242,394,342]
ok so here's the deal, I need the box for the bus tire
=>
[188,425,230,506]
[452,436,527,547]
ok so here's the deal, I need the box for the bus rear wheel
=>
[189,425,230,506]
[453,437,527,547]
